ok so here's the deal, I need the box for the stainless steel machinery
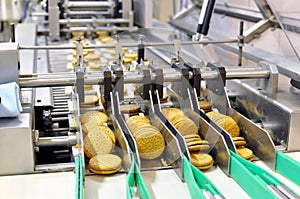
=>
[0,0,300,198]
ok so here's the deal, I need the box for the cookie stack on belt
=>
[162,108,213,170]
[206,111,254,161]
[198,100,212,113]
[88,154,122,175]
[80,111,122,174]
[126,115,165,160]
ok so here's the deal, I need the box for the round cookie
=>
[198,100,212,113]
[172,116,199,136]
[84,126,114,158]
[80,111,109,124]
[80,95,99,107]
[184,134,201,140]
[197,161,214,170]
[124,53,137,60]
[237,147,254,161]
[120,104,141,113]
[185,137,202,143]
[190,152,214,170]
[188,144,211,152]
[83,124,115,144]
[160,94,169,103]
[126,115,150,125]
[206,112,240,137]
[134,127,165,159]
[85,53,100,62]
[89,154,121,174]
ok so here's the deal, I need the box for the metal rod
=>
[10,23,15,42]
[66,1,113,8]
[36,135,77,147]
[66,11,111,16]
[19,67,269,88]
[52,117,69,122]
[238,21,244,66]
[51,112,71,116]
[59,18,129,25]
[18,39,238,50]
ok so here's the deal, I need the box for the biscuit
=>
[206,112,240,137]
[85,53,100,62]
[80,95,99,106]
[232,137,245,141]
[237,147,254,161]
[196,161,214,170]
[124,53,137,60]
[198,101,212,113]
[72,31,85,37]
[188,144,210,152]
[89,154,121,174]
[184,134,201,140]
[134,129,165,159]
[172,116,199,136]
[84,126,114,158]
[185,137,202,143]
[186,140,209,146]
[162,108,184,121]
[126,115,150,125]
[190,152,213,170]
[96,30,109,37]
[80,111,109,124]
[234,140,246,147]
[120,104,141,113]
[160,94,169,103]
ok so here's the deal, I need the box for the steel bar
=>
[19,39,238,50]
[36,135,77,147]
[66,1,113,8]
[59,18,129,25]
[19,67,269,88]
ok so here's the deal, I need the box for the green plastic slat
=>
[126,156,151,199]
[276,151,300,186]
[229,151,278,199]
[190,163,223,196]
[135,167,152,199]
[75,156,80,199]
[126,158,135,199]
[182,156,206,199]
[79,155,84,199]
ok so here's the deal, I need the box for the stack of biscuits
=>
[206,111,254,161]
[162,108,214,170]
[80,111,122,174]
[119,104,141,116]
[198,100,212,113]
[126,115,165,160]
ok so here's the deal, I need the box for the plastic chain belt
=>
[182,156,224,199]
[230,151,300,199]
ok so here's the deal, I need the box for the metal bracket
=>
[75,71,84,103]
[172,62,190,98]
[173,36,182,62]
[103,68,112,102]
[48,0,60,41]
[112,64,124,101]
[114,36,122,65]
[258,61,278,98]
[142,69,151,100]
[184,62,201,97]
